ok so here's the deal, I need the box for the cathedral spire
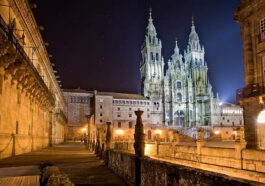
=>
[146,8,157,36]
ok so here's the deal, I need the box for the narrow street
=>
[0,143,126,186]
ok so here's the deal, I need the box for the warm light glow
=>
[214,130,220,135]
[81,128,87,132]
[144,144,153,156]
[257,110,265,124]
[219,102,223,106]
[154,129,162,135]
[116,129,124,135]
[234,131,237,135]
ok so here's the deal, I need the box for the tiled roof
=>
[63,89,149,100]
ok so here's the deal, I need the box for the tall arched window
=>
[177,81,181,89]
[177,93,182,102]
[180,111,185,127]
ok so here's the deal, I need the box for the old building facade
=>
[0,0,67,159]
[141,10,221,128]
[234,0,265,149]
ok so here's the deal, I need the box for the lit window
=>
[257,110,265,124]
[177,93,182,102]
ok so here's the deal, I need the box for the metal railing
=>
[0,15,55,105]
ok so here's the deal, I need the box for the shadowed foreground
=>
[0,143,126,186]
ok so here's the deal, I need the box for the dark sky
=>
[32,0,244,103]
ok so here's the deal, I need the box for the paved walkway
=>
[0,143,126,185]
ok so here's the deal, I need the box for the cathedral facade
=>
[140,10,221,128]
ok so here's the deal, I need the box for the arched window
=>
[177,93,182,102]
[174,111,180,126]
[176,81,181,89]
[190,110,192,120]
[257,110,265,124]
[156,53,159,60]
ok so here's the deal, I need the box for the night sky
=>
[32,0,243,103]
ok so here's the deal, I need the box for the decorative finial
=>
[149,8,152,20]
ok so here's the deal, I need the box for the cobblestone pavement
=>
[0,143,126,186]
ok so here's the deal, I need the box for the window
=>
[260,18,265,42]
[240,120,242,125]
[129,108,132,111]
[189,96,192,102]
[118,122,121,128]
[100,105,103,109]
[129,114,132,117]
[156,53,159,60]
[126,101,129,104]
[223,117,225,120]
[177,82,181,89]
[147,108,150,112]
[100,119,103,123]
[117,114,121,117]
[190,110,192,120]
[117,107,120,111]
[177,93,182,102]
[232,122,235,126]
[129,122,132,128]
[138,108,140,111]
[227,120,230,122]
[147,114,150,118]
[100,113,103,116]
[220,122,223,126]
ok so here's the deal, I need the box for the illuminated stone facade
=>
[0,0,67,159]
[140,10,221,128]
[234,0,265,149]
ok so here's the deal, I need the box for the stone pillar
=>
[134,110,145,186]
[134,111,145,157]
[234,127,247,169]
[86,115,91,151]
[196,129,206,156]
[106,122,112,150]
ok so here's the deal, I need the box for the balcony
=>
[236,84,265,101]
[0,15,55,106]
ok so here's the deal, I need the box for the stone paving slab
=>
[0,175,39,186]
[0,166,40,178]
[0,143,126,185]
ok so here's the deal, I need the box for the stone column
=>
[234,127,247,169]
[196,129,206,156]
[134,111,145,157]
[86,115,91,151]
[106,122,112,150]
[134,110,145,186]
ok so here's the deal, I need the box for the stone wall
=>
[107,150,259,185]
[0,0,67,159]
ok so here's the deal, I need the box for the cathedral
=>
[140,10,221,128]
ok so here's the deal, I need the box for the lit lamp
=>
[116,129,124,135]
[81,128,87,133]
[214,130,220,135]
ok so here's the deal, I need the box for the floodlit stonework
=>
[0,0,67,159]
[234,0,265,149]
[141,10,222,128]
